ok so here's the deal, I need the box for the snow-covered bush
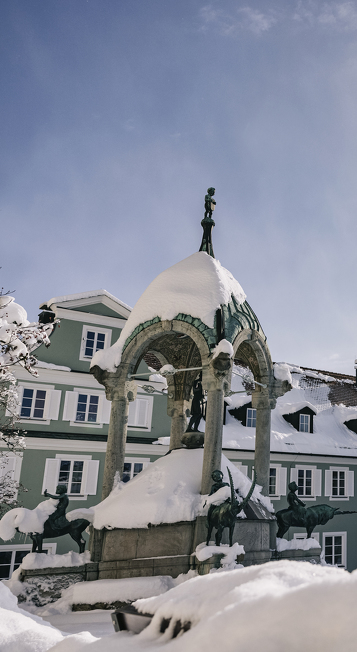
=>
[0,290,58,516]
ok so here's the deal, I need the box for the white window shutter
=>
[128,400,136,426]
[6,385,24,417]
[347,471,354,497]
[63,391,79,421]
[325,470,332,497]
[239,465,248,476]
[41,459,61,494]
[290,467,298,484]
[278,467,287,495]
[0,455,17,479]
[313,469,322,497]
[82,460,99,495]
[136,398,149,427]
[100,395,111,424]
[44,390,61,420]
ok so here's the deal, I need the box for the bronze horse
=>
[29,516,90,553]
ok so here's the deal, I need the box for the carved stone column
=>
[101,381,136,500]
[201,384,225,495]
[252,391,272,496]
[168,400,190,450]
[201,351,232,495]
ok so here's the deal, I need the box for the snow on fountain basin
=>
[67,448,273,530]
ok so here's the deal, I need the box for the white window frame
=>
[63,388,111,428]
[122,457,150,482]
[128,394,154,432]
[269,464,287,500]
[246,407,256,428]
[299,413,310,432]
[291,465,321,500]
[42,455,100,500]
[16,383,61,425]
[322,531,347,568]
[79,325,112,362]
[325,467,354,501]
[0,543,57,579]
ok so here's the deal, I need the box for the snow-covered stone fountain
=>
[83,189,290,579]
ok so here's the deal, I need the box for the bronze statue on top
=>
[276,481,357,539]
[199,187,216,258]
[204,187,216,220]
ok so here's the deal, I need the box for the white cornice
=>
[54,308,126,328]
[18,438,169,456]
[13,366,103,388]
[43,291,131,319]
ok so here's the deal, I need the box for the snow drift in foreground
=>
[48,560,357,652]
[67,448,272,531]
[0,581,65,652]
[91,251,246,372]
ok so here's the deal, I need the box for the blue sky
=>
[2,0,357,373]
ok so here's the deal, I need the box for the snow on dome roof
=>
[91,251,246,372]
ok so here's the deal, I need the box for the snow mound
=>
[0,581,66,651]
[20,551,91,570]
[131,561,357,652]
[91,251,246,372]
[91,448,271,531]
[276,537,321,551]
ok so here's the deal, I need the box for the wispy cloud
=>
[199,4,278,36]
[294,1,357,30]
[200,1,357,35]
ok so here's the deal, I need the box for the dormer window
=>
[299,414,310,432]
[283,406,315,433]
[79,325,112,361]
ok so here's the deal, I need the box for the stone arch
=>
[231,329,275,495]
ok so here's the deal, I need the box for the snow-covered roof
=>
[91,252,246,372]
[40,289,132,318]
[224,363,357,457]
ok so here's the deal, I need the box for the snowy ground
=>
[3,560,357,652]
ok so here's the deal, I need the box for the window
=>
[246,408,256,428]
[42,456,99,498]
[298,468,312,496]
[15,384,61,423]
[291,466,321,499]
[76,394,99,423]
[325,467,354,500]
[63,389,111,427]
[322,532,347,568]
[21,388,46,418]
[0,544,56,580]
[59,460,84,494]
[128,395,153,431]
[299,414,310,432]
[122,458,150,483]
[79,326,111,361]
[268,465,287,498]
